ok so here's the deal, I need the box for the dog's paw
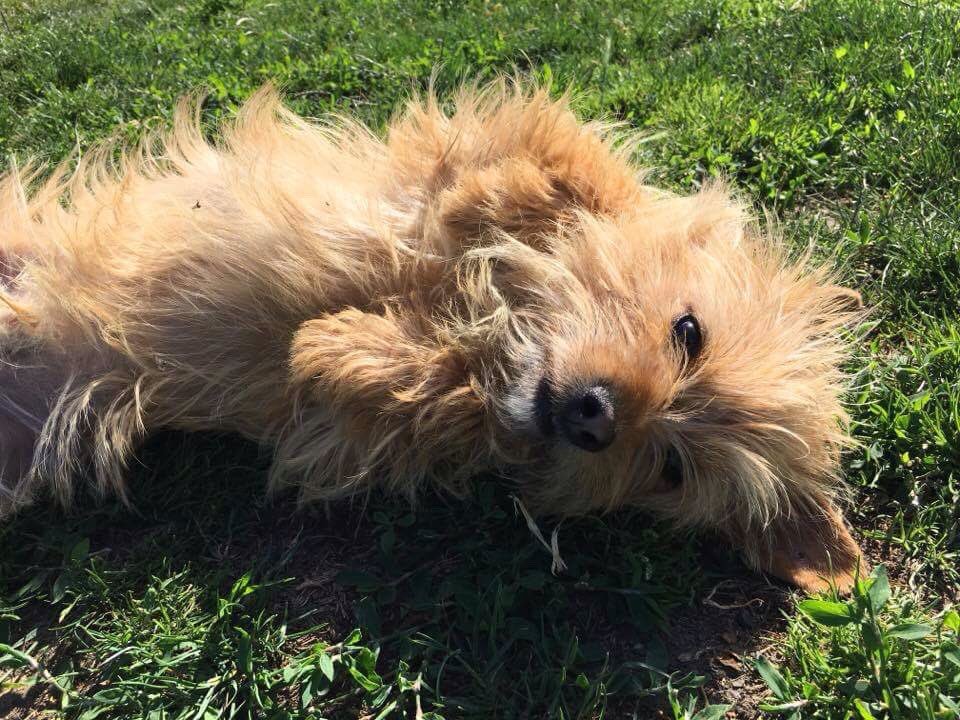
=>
[741,497,867,595]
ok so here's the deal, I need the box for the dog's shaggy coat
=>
[0,82,864,591]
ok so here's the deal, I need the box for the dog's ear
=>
[738,495,867,594]
[678,187,748,249]
[822,284,864,311]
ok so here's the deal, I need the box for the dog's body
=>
[0,83,863,591]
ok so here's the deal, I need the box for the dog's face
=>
[483,188,864,591]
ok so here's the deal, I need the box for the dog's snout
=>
[559,385,616,452]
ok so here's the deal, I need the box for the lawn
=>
[1,0,959,718]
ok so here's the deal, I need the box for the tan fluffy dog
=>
[0,82,864,592]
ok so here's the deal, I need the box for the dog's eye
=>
[672,313,702,361]
[663,446,683,488]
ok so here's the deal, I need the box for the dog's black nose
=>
[558,385,616,452]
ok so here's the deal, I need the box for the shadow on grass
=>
[0,431,793,718]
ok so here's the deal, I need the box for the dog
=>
[0,80,865,592]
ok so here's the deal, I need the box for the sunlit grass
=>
[1,1,958,717]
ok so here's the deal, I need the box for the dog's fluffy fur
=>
[0,81,864,591]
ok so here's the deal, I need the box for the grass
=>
[755,566,960,720]
[0,0,958,717]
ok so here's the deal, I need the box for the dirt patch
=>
[643,524,913,718]
[662,575,791,717]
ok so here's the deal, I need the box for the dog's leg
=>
[0,341,53,518]
[0,393,40,518]
[0,330,142,520]
[274,307,486,500]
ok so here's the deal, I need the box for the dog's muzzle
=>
[534,379,617,452]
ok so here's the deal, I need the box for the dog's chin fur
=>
[0,79,866,592]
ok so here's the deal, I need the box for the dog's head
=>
[481,186,865,592]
